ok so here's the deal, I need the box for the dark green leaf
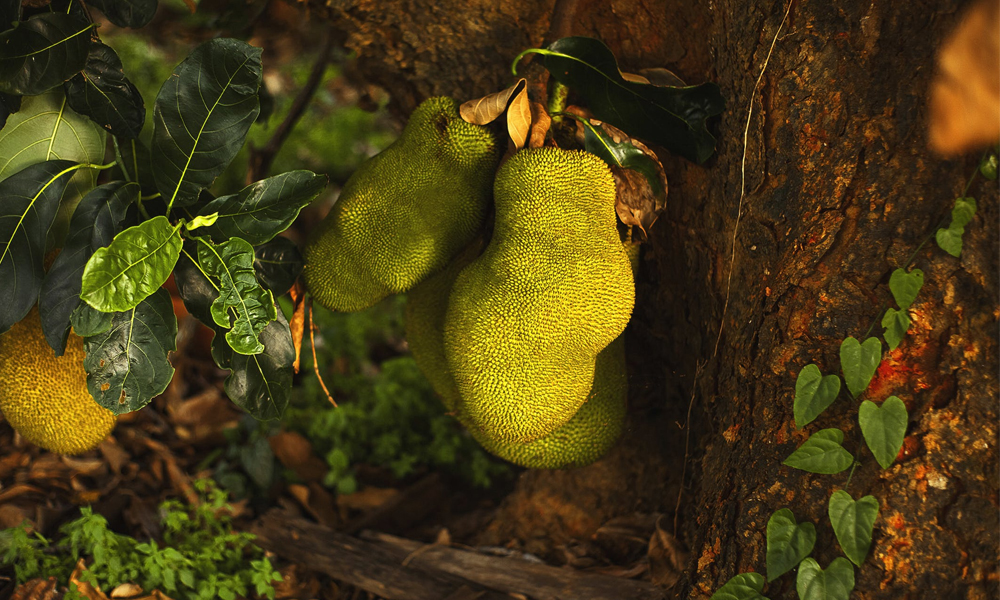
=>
[577,119,665,198]
[240,436,275,489]
[197,170,325,245]
[881,308,910,351]
[783,428,854,474]
[0,93,19,128]
[83,287,177,414]
[211,309,293,420]
[80,215,183,313]
[766,508,816,581]
[39,181,137,354]
[951,197,976,229]
[151,38,262,209]
[65,43,145,139]
[828,490,879,567]
[935,226,963,257]
[793,364,841,428]
[173,245,218,326]
[858,397,908,469]
[0,159,77,334]
[980,152,998,180]
[709,573,769,600]
[1,0,20,33]
[71,302,112,337]
[0,13,93,96]
[516,36,725,163]
[839,337,881,397]
[888,268,923,310]
[113,136,157,196]
[796,558,855,600]
[197,238,277,355]
[86,0,158,28]
[253,237,302,296]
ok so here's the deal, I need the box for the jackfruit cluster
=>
[0,308,116,455]
[303,97,503,312]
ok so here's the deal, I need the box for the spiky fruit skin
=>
[444,148,635,443]
[303,97,502,312]
[0,309,116,455]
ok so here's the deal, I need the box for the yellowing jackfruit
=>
[444,147,635,443]
[0,309,116,455]
[303,97,502,312]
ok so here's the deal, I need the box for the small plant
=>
[0,479,282,599]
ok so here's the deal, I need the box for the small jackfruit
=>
[444,148,634,443]
[303,97,502,312]
[0,309,116,455]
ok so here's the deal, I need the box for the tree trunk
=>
[309,0,999,597]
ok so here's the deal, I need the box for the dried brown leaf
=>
[620,71,651,84]
[269,430,328,482]
[289,280,306,374]
[0,504,31,529]
[11,578,59,600]
[528,102,551,148]
[337,486,399,512]
[97,439,130,474]
[460,79,527,125]
[636,68,686,87]
[506,85,531,151]
[110,583,144,598]
[70,560,111,600]
[647,515,688,589]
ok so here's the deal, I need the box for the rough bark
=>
[305,0,999,598]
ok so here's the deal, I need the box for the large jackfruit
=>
[303,97,503,312]
[444,148,635,443]
[0,309,116,455]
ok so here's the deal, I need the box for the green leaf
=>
[950,197,976,229]
[935,226,963,257]
[795,557,855,600]
[86,0,158,28]
[839,337,881,397]
[65,43,145,139]
[766,509,816,581]
[710,572,769,600]
[888,268,923,310]
[980,152,998,180]
[858,396,908,469]
[83,287,177,413]
[0,159,78,334]
[185,213,219,230]
[80,216,183,313]
[576,118,665,198]
[39,181,137,354]
[113,136,157,196]
[0,13,93,96]
[828,490,879,566]
[173,245,218,326]
[253,237,303,296]
[197,170,325,245]
[71,302,112,337]
[210,309,294,420]
[515,36,725,163]
[793,364,842,428]
[881,308,910,351]
[197,238,277,355]
[151,38,262,210]
[783,428,854,474]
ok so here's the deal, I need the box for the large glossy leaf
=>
[197,170,326,245]
[198,238,276,355]
[766,509,816,581]
[0,160,77,334]
[839,337,881,398]
[82,287,176,414]
[858,397,908,469]
[793,364,842,428]
[113,136,156,196]
[709,573,769,600]
[828,491,879,567]
[86,0,158,29]
[71,301,112,337]
[253,237,302,296]
[516,37,725,163]
[173,245,218,326]
[796,558,854,600]
[783,428,854,474]
[151,38,262,210]
[0,13,93,96]
[39,182,137,354]
[65,43,145,139]
[210,309,294,420]
[80,215,183,312]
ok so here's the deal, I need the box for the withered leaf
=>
[528,102,552,148]
[647,515,688,589]
[11,578,59,600]
[507,85,531,150]
[460,79,527,125]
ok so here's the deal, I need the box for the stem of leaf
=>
[862,301,887,340]
[181,248,219,292]
[548,82,569,122]
[961,150,986,196]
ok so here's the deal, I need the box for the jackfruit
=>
[303,96,503,312]
[444,147,634,443]
[0,308,116,455]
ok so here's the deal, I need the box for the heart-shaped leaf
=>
[710,572,769,600]
[39,181,137,354]
[80,215,183,313]
[950,197,976,229]
[0,13,93,96]
[858,396,908,469]
[796,557,855,600]
[86,0,158,28]
[840,337,881,397]
[151,38,262,210]
[0,160,78,334]
[766,508,816,581]
[783,428,854,474]
[935,226,963,257]
[881,308,911,351]
[196,170,326,245]
[253,237,303,297]
[83,287,177,414]
[828,490,879,566]
[65,42,145,139]
[888,268,923,310]
[980,152,998,180]
[514,36,725,163]
[793,364,842,428]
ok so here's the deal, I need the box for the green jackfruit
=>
[303,97,502,312]
[444,147,635,443]
[0,308,116,455]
